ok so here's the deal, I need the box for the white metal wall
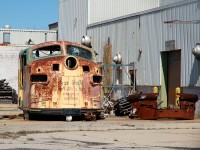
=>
[58,0,88,43]
[160,0,188,6]
[87,0,200,87]
[160,1,200,87]
[58,0,200,87]
[0,46,28,92]
[88,0,160,24]
[88,18,139,64]
[87,18,139,85]
[0,29,57,45]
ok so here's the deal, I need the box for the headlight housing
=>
[65,56,78,69]
[192,43,200,60]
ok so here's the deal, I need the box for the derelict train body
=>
[18,41,103,120]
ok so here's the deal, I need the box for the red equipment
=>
[128,93,198,120]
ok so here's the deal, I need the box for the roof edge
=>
[0,29,57,33]
[87,0,198,28]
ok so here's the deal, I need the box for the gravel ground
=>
[0,116,199,149]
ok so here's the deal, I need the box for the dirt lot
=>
[0,116,199,150]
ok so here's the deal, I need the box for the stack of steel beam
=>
[0,79,17,104]
[113,97,131,116]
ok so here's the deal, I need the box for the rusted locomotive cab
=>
[18,41,103,120]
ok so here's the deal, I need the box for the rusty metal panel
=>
[128,93,198,120]
[20,41,103,118]
[156,109,195,120]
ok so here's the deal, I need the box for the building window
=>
[45,32,47,42]
[3,32,10,44]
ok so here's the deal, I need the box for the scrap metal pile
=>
[103,96,132,116]
[104,92,198,120]
[113,97,132,116]
[127,93,198,120]
[0,79,17,104]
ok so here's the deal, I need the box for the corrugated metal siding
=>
[88,18,139,64]
[87,1,200,87]
[138,12,163,86]
[0,30,57,45]
[87,18,139,84]
[161,1,200,87]
[88,0,160,24]
[160,0,188,6]
[0,46,28,92]
[58,0,88,43]
[58,0,200,87]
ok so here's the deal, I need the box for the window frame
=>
[66,45,94,61]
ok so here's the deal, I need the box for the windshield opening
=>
[66,45,93,60]
[32,45,61,59]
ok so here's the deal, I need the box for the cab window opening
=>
[66,45,93,60]
[32,45,61,59]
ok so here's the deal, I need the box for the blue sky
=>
[0,0,58,30]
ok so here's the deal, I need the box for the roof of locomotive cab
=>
[19,41,95,64]
[31,41,92,51]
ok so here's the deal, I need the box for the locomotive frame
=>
[18,41,103,121]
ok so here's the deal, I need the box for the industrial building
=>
[0,25,57,45]
[58,0,200,116]
[0,25,57,93]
